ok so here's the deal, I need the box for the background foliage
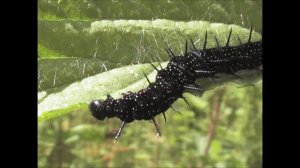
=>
[38,0,262,167]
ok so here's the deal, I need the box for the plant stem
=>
[200,89,225,168]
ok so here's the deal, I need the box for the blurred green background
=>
[38,0,262,168]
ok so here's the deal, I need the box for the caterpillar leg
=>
[152,118,161,137]
[162,112,167,123]
[114,121,126,142]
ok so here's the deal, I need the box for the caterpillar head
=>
[89,95,115,120]
[89,100,107,120]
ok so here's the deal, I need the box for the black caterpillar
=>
[89,27,262,141]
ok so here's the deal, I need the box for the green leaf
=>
[38,0,262,31]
